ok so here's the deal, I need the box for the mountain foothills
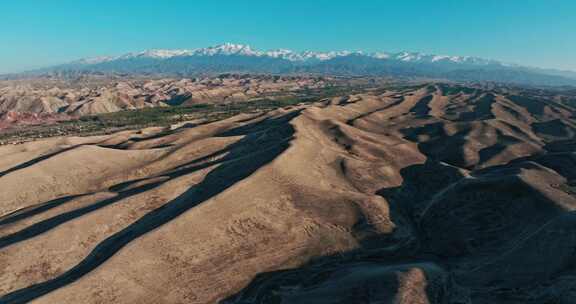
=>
[0,79,576,303]
[0,74,329,115]
[0,75,330,132]
[21,43,576,86]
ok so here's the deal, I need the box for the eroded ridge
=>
[0,83,575,303]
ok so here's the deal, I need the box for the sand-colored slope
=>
[0,83,575,303]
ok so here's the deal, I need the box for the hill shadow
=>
[0,111,300,304]
[220,161,467,304]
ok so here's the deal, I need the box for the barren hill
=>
[0,75,329,128]
[0,83,575,303]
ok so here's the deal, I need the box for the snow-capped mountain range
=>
[74,43,503,66]
[34,43,576,86]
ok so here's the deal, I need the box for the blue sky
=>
[0,0,574,73]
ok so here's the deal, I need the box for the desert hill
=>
[0,75,328,122]
[0,83,575,303]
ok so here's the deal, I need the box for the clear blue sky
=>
[1,0,574,73]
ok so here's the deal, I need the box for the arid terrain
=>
[0,75,330,128]
[0,81,575,303]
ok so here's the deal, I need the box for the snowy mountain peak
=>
[75,56,117,64]
[41,43,576,86]
[194,43,261,56]
[131,49,193,59]
[72,43,504,67]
